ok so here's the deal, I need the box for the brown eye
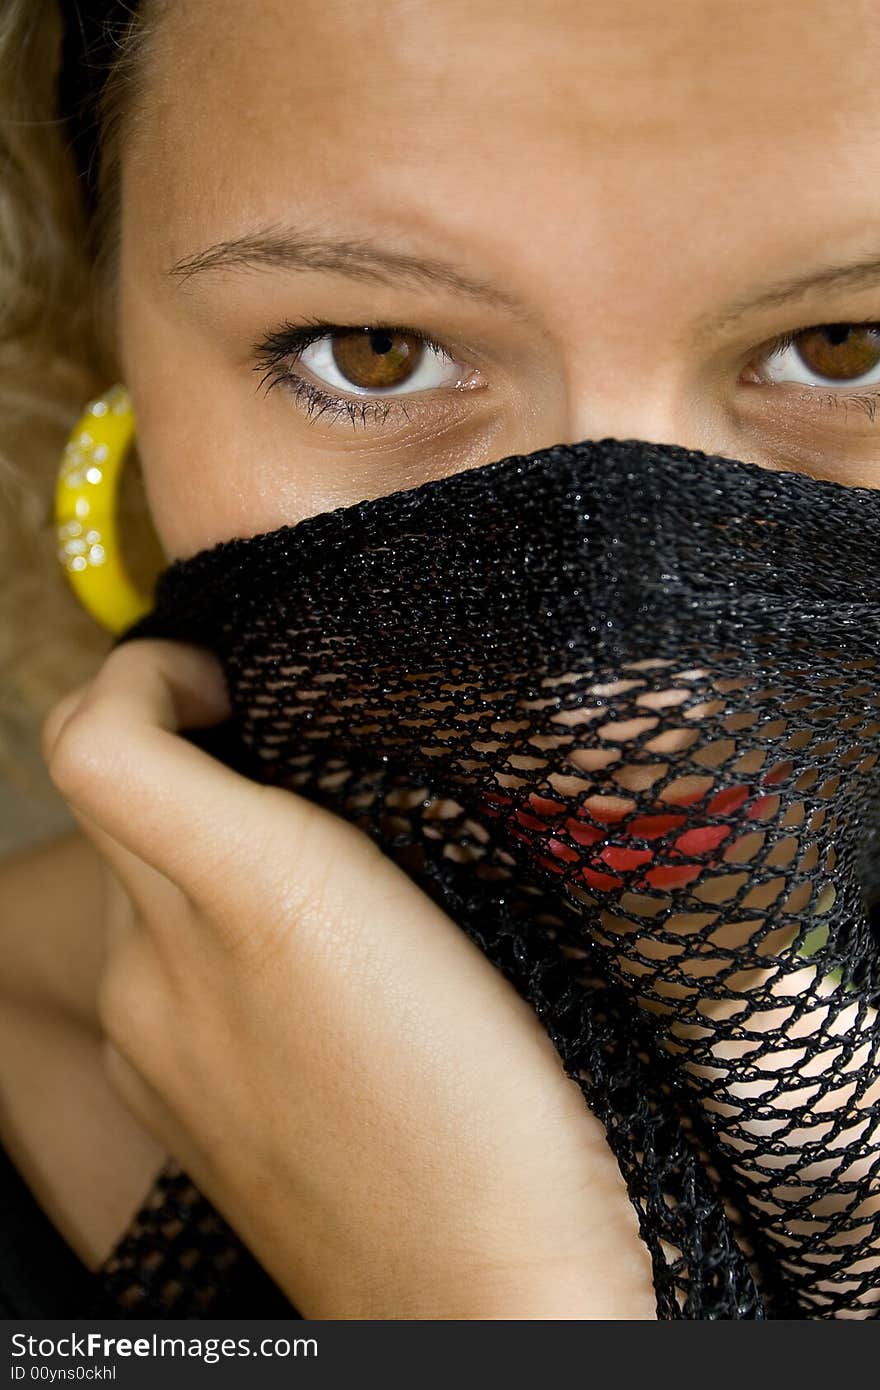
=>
[330,328,425,390]
[294,325,475,400]
[759,322,880,387]
[792,324,880,380]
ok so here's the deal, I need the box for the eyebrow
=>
[164,223,534,320]
[692,251,880,342]
[165,224,880,336]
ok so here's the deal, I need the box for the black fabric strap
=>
[55,0,141,217]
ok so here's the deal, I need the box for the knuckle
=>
[43,721,89,795]
[94,962,133,1046]
[96,936,163,1052]
[40,689,84,771]
[43,700,120,795]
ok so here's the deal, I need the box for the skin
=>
[3,0,880,1318]
[120,0,880,578]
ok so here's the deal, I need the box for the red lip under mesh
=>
[102,435,880,1320]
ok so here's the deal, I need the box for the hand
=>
[41,638,655,1320]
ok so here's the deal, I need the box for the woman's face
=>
[118,0,880,563]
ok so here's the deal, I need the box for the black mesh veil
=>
[92,435,880,1319]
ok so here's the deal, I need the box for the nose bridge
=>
[560,338,698,450]
[566,377,680,448]
[530,239,709,450]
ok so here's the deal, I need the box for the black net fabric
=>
[102,436,880,1319]
[83,1160,300,1318]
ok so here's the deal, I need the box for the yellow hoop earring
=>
[55,383,154,636]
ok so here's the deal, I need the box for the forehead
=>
[126,0,880,300]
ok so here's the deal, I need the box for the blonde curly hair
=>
[0,0,166,808]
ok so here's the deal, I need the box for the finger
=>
[42,639,238,910]
[100,1034,200,1171]
[40,638,231,768]
[63,794,189,942]
[41,636,261,872]
[40,636,303,907]
[42,680,176,919]
[40,681,92,763]
[40,636,391,959]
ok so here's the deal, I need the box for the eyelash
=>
[252,316,455,429]
[251,316,880,430]
[758,325,880,424]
